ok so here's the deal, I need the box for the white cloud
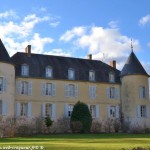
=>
[60,26,86,42]
[147,43,150,48]
[139,14,150,26]
[44,48,71,57]
[60,25,140,69]
[0,10,17,19]
[108,21,119,28]
[49,21,60,28]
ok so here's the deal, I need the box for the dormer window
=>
[109,72,115,83]
[21,64,29,76]
[89,70,95,81]
[68,68,75,80]
[46,66,53,78]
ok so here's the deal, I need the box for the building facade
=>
[0,39,149,127]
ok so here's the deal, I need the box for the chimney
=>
[109,60,116,69]
[87,54,92,60]
[25,45,31,57]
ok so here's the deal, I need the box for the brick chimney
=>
[87,54,92,60]
[25,45,31,57]
[109,60,116,69]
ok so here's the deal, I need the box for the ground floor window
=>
[20,103,28,116]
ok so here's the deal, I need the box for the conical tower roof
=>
[121,51,149,77]
[0,39,11,63]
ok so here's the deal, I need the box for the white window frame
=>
[68,104,74,117]
[89,86,96,99]
[45,66,53,78]
[89,70,95,81]
[108,105,119,118]
[110,87,115,99]
[68,68,75,80]
[138,105,147,118]
[139,86,146,99]
[65,84,78,98]
[109,72,115,83]
[21,64,29,76]
[21,81,28,95]
[42,82,56,96]
[45,103,52,117]
[90,105,96,118]
[20,103,28,117]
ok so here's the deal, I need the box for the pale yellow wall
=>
[121,75,150,126]
[15,78,120,120]
[0,62,15,116]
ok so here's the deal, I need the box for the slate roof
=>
[121,51,149,77]
[0,39,12,63]
[11,52,121,83]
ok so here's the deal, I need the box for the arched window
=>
[109,72,115,83]
[68,68,75,80]
[45,66,53,78]
[21,64,29,76]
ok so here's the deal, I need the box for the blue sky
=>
[0,0,150,72]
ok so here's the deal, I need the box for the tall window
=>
[139,86,146,99]
[90,105,96,118]
[42,83,56,96]
[110,87,115,99]
[109,106,116,117]
[68,104,74,117]
[0,100,2,115]
[109,72,115,83]
[65,84,78,98]
[45,103,52,117]
[138,105,147,118]
[21,81,28,95]
[108,105,119,118]
[45,66,53,78]
[21,64,29,76]
[0,78,3,92]
[89,86,96,99]
[68,68,75,80]
[20,103,28,116]
[89,71,95,81]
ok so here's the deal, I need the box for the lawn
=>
[0,134,150,150]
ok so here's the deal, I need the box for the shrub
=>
[45,115,53,127]
[113,119,121,133]
[70,121,83,133]
[70,101,92,133]
[90,120,102,133]
[103,118,113,133]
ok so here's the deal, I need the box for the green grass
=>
[0,134,150,150]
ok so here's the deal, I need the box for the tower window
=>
[21,64,29,76]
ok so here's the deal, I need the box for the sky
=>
[0,0,150,73]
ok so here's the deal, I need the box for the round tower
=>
[0,39,15,117]
[121,50,150,127]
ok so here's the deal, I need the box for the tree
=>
[70,101,92,133]
[45,115,53,127]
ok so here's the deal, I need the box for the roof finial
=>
[131,39,133,52]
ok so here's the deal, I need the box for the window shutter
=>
[75,84,78,97]
[3,78,7,92]
[139,86,142,99]
[146,87,149,99]
[96,104,99,118]
[116,106,120,118]
[17,81,22,95]
[115,88,119,99]
[93,86,96,99]
[52,83,56,96]
[16,102,21,117]
[2,100,7,116]
[89,86,91,99]
[41,103,46,117]
[65,84,69,97]
[27,102,32,117]
[64,103,68,117]
[146,106,149,118]
[106,87,110,99]
[42,82,46,96]
[107,105,111,118]
[137,105,141,118]
[28,82,32,95]
[52,103,56,118]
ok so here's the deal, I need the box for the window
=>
[45,103,52,117]
[108,105,119,118]
[0,78,3,92]
[21,64,29,76]
[138,105,147,118]
[45,66,53,78]
[17,81,32,95]
[109,72,115,83]
[42,83,56,96]
[68,104,74,117]
[106,87,118,99]
[139,86,146,99]
[20,103,28,116]
[0,100,2,115]
[90,105,96,118]
[89,71,95,81]
[21,81,28,95]
[89,86,96,99]
[65,84,78,98]
[68,68,75,80]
